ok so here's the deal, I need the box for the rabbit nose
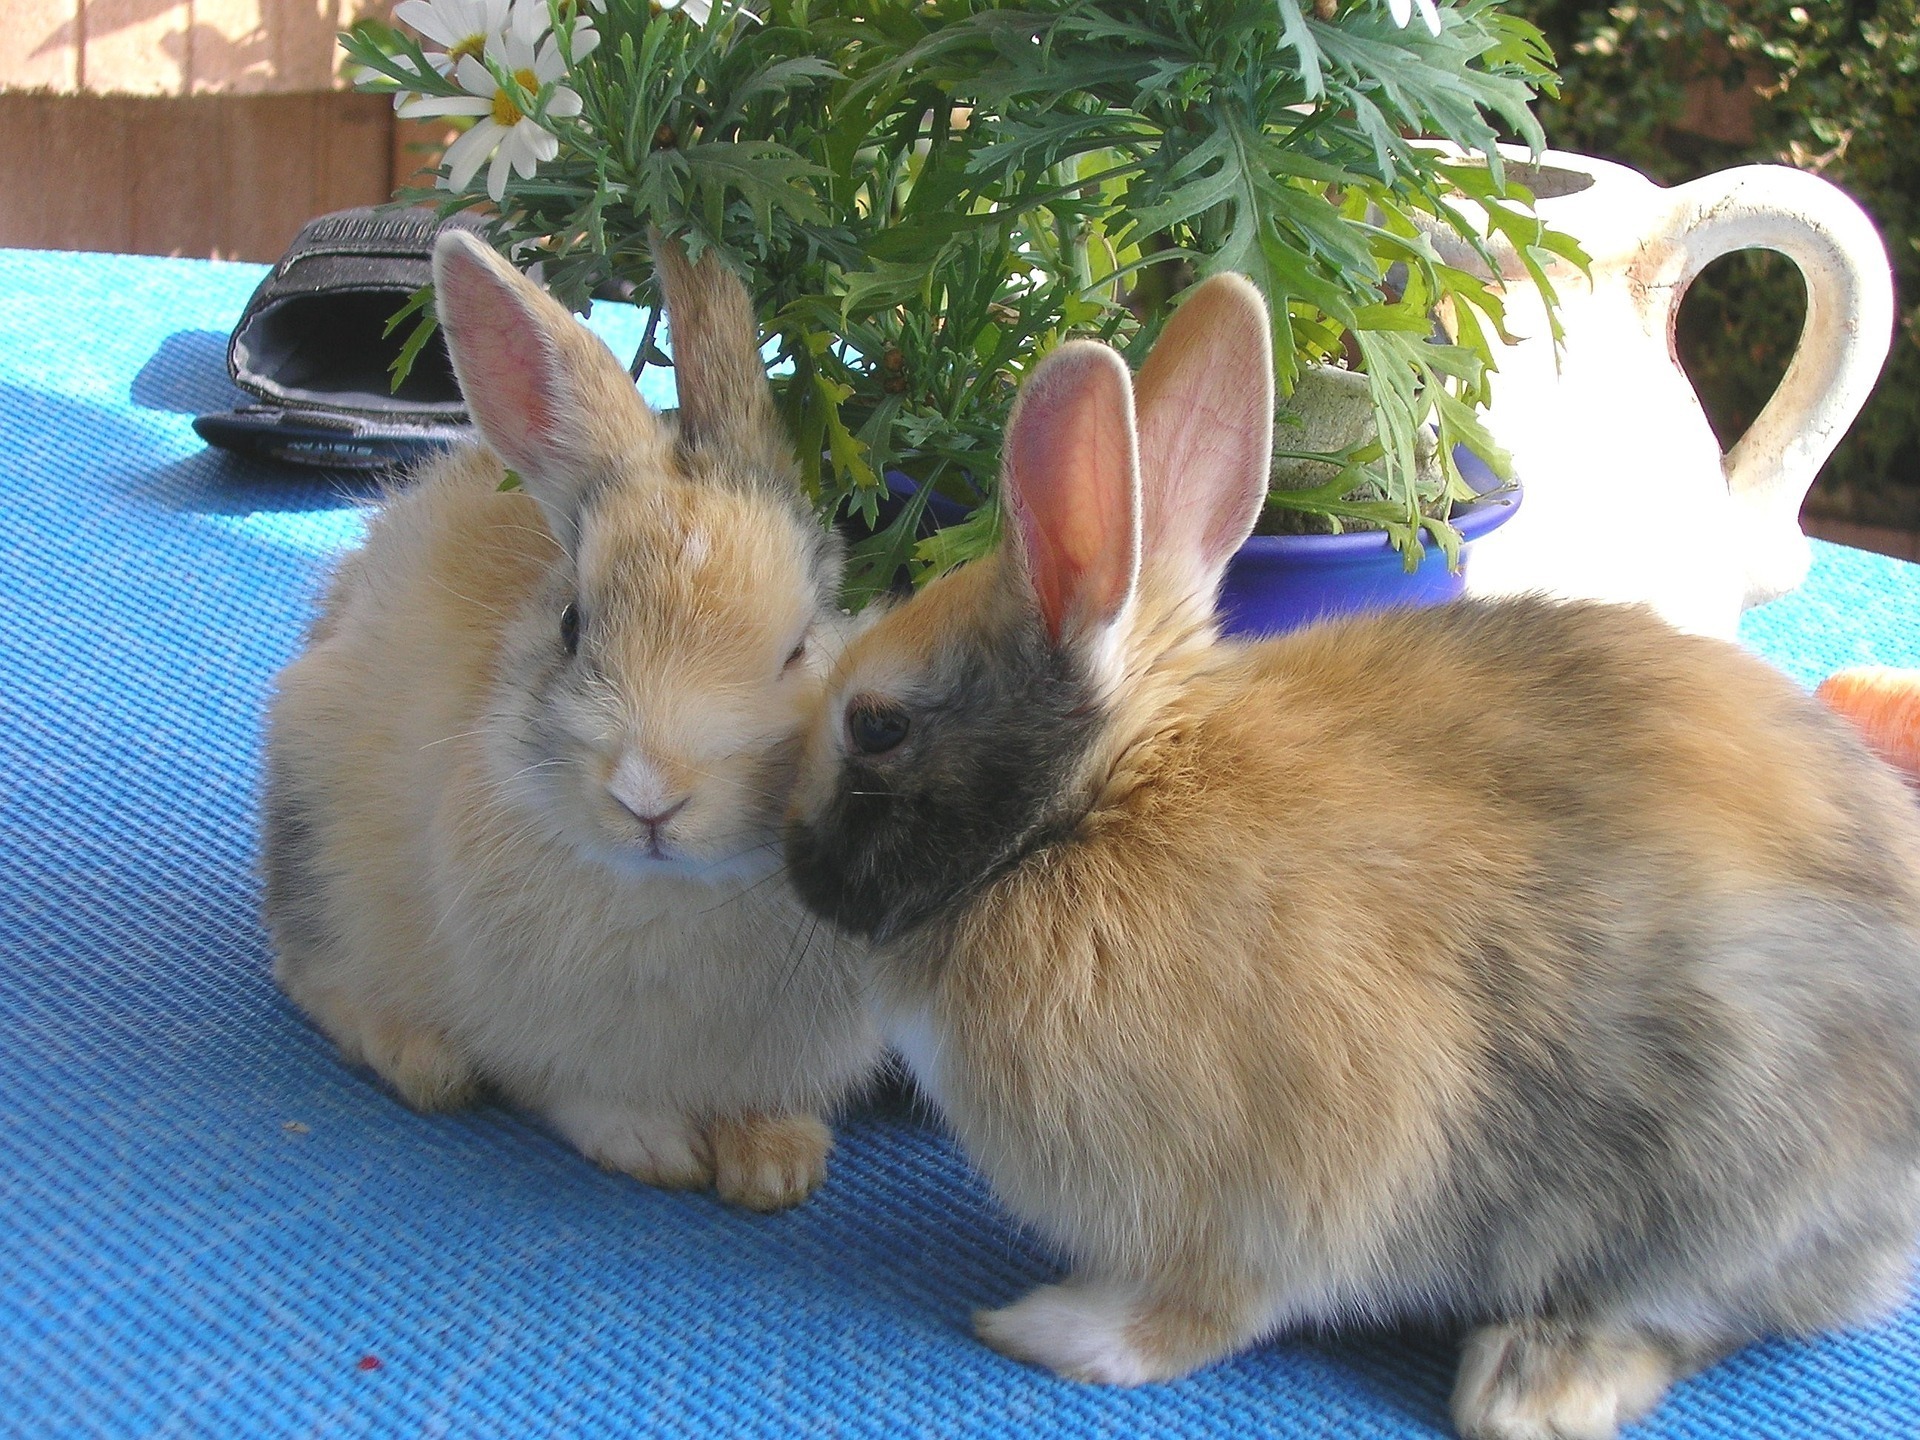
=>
[616,795,689,831]
[608,753,689,831]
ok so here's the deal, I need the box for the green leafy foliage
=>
[346,0,1567,599]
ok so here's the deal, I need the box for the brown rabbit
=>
[263,230,879,1211]
[783,273,1920,1434]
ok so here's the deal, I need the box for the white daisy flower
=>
[398,10,598,204]
[392,0,511,75]
[513,0,602,68]
[1386,0,1444,37]
[659,0,762,27]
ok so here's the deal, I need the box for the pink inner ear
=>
[436,246,563,476]
[1134,274,1274,578]
[1003,343,1140,645]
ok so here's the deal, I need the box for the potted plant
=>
[345,0,1574,629]
[1222,362,1523,633]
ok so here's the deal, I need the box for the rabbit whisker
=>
[720,907,826,1081]
[675,758,798,809]
[420,727,492,751]
[429,575,513,620]
[425,808,557,947]
[482,520,566,548]
[695,867,788,915]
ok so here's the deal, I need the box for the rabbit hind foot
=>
[1452,1317,1727,1440]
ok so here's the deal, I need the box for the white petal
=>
[499,123,533,167]
[517,119,560,164]
[502,0,546,60]
[502,30,538,71]
[684,0,714,22]
[397,94,493,119]
[500,121,541,177]
[486,142,516,203]
[445,120,503,191]
[455,53,497,97]
[537,28,594,77]
[1386,0,1413,26]
[565,23,599,62]
[544,86,582,119]
[395,0,459,46]
[1415,0,1443,34]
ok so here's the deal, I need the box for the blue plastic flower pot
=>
[871,457,1521,640]
[1218,451,1522,640]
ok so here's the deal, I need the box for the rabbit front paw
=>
[708,1111,831,1212]
[332,1008,477,1113]
[367,1021,479,1112]
[545,1096,714,1190]
[279,970,478,1113]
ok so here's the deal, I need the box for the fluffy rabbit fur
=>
[264,230,878,1211]
[784,274,1920,1434]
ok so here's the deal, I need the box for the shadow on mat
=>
[1,371,389,517]
[131,329,247,417]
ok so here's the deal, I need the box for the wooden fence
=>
[0,1,442,262]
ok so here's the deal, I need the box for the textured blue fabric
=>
[2,246,1918,1439]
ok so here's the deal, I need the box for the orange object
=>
[1816,667,1920,780]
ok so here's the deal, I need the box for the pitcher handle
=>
[1652,165,1893,606]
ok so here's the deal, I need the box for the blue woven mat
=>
[3,246,1919,1439]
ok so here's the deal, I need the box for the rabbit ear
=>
[432,230,667,547]
[1132,273,1274,604]
[649,230,792,484]
[1002,340,1141,649]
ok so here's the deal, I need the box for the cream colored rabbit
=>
[263,230,879,1211]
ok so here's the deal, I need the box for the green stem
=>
[629,302,663,383]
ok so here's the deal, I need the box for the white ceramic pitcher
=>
[1429,148,1893,638]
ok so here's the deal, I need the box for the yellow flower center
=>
[490,71,537,127]
[448,33,485,63]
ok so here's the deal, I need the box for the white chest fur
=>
[881,998,950,1118]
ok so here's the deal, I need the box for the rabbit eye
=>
[560,601,581,656]
[847,699,910,757]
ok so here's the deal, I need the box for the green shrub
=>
[346,0,1569,601]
